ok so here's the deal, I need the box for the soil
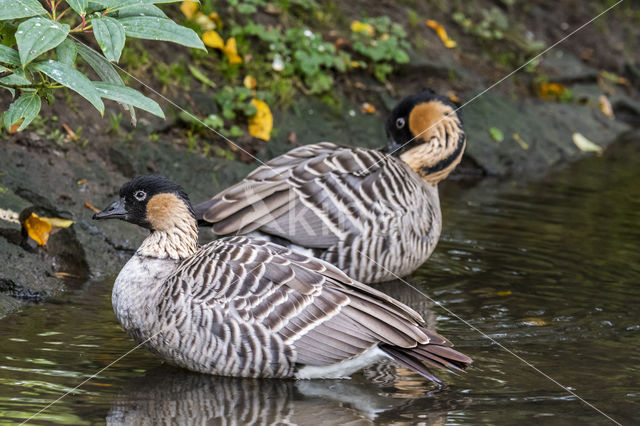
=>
[1,0,639,314]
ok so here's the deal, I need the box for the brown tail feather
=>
[379,342,472,385]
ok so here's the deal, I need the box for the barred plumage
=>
[195,91,465,283]
[97,175,472,381]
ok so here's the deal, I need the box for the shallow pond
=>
[1,139,639,425]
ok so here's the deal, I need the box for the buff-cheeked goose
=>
[94,175,471,382]
[194,90,466,283]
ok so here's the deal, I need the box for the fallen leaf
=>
[77,178,87,185]
[44,217,73,228]
[599,95,614,118]
[572,133,602,154]
[489,127,504,142]
[202,30,224,49]
[288,132,298,145]
[62,123,78,141]
[55,271,80,279]
[447,91,461,103]
[223,37,242,64]
[0,208,19,224]
[8,122,21,134]
[513,133,529,150]
[24,213,52,246]
[520,317,550,326]
[350,21,374,37]
[180,1,199,19]
[248,99,273,141]
[360,102,376,114]
[209,13,222,26]
[243,75,257,89]
[425,19,457,48]
[189,65,216,88]
[84,202,100,213]
[194,12,216,31]
[537,82,569,101]
[599,70,630,87]
[272,54,284,71]
[496,290,512,296]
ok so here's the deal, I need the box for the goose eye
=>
[395,117,405,129]
[134,190,147,201]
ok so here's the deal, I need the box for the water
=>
[1,139,639,425]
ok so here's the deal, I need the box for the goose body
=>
[96,175,472,381]
[195,91,465,283]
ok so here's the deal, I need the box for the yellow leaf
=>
[77,178,87,185]
[536,82,567,100]
[209,12,223,28]
[572,133,602,154]
[243,75,257,89]
[496,290,512,296]
[180,1,199,19]
[41,217,74,228]
[223,37,242,64]
[520,317,550,326]
[350,21,374,37]
[248,99,273,141]
[599,95,614,118]
[513,133,529,150]
[202,30,224,49]
[360,102,376,114]
[24,213,52,246]
[425,19,457,48]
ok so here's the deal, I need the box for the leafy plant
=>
[350,17,410,82]
[0,0,206,132]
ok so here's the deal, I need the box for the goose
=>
[94,175,472,382]
[194,90,466,283]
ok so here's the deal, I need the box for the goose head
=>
[93,175,196,232]
[385,90,466,185]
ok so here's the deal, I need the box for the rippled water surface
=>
[1,140,639,425]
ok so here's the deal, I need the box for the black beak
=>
[384,136,403,155]
[93,198,127,220]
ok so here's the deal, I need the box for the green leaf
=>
[0,45,20,67]
[3,92,41,131]
[0,0,47,20]
[92,17,125,62]
[16,18,70,67]
[66,0,89,15]
[489,127,504,142]
[32,59,104,114]
[93,81,164,118]
[56,39,77,65]
[0,68,32,92]
[116,4,167,18]
[98,0,190,13]
[118,16,205,50]
[188,65,216,88]
[76,42,135,123]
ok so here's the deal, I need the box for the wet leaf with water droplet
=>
[33,59,104,115]
[16,17,69,66]
[0,0,46,20]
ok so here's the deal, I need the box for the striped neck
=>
[399,113,466,185]
[137,217,198,260]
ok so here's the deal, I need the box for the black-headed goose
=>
[94,175,471,381]
[194,90,466,283]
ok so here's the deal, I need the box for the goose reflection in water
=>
[107,282,469,425]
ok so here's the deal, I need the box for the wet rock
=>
[538,49,599,84]
[460,92,629,177]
